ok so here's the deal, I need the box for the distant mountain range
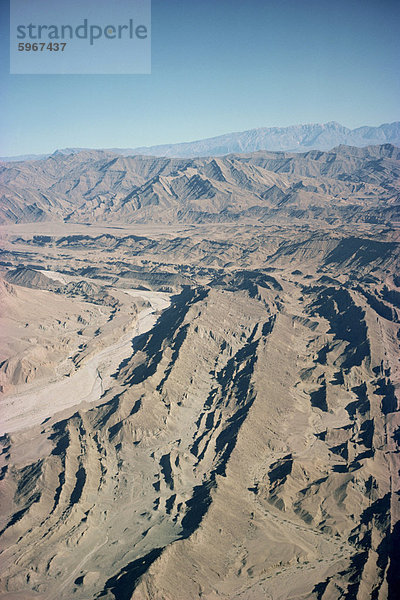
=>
[1,121,399,162]
[125,121,400,158]
[1,143,399,226]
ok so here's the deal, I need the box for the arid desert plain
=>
[0,143,399,599]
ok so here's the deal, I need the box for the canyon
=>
[0,143,399,599]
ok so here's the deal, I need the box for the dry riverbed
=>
[0,287,170,435]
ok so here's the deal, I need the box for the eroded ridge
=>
[0,259,398,600]
[0,201,399,599]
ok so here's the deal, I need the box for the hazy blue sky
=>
[1,0,399,156]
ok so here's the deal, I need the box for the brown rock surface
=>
[0,145,399,599]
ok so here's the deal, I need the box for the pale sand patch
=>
[37,269,70,285]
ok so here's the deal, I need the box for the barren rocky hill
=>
[0,146,399,599]
[0,144,399,226]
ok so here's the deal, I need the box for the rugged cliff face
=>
[0,148,399,600]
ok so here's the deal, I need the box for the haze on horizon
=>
[0,0,399,156]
